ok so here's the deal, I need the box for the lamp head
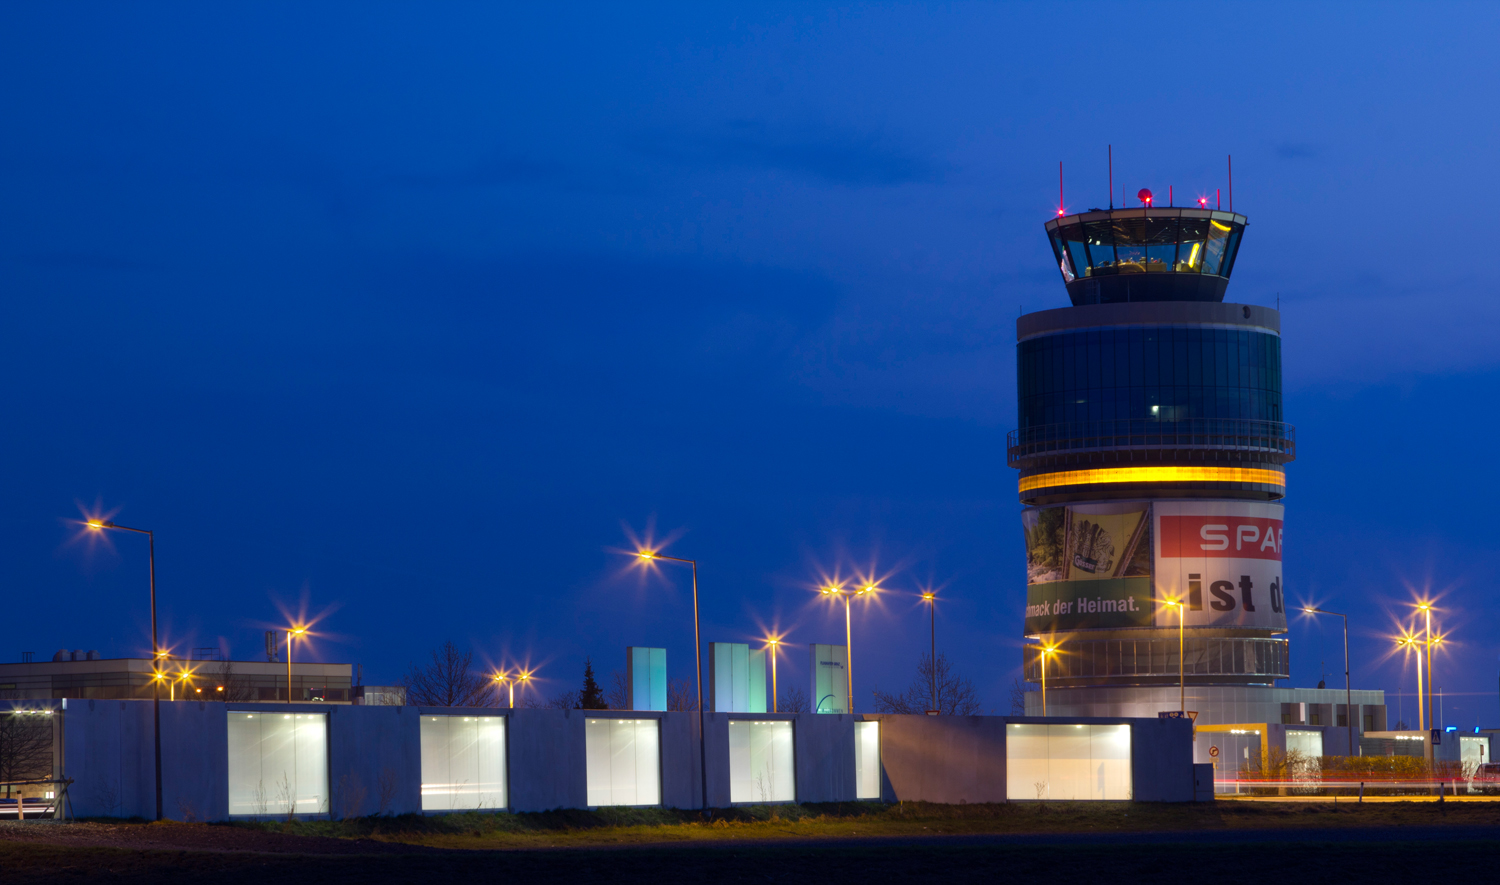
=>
[637,550,656,561]
[859,584,876,595]
[921,592,935,602]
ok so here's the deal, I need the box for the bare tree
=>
[212,661,256,703]
[1009,677,1030,716]
[777,685,809,713]
[667,678,699,712]
[870,653,981,716]
[521,690,579,710]
[401,641,496,708]
[606,671,630,710]
[0,711,53,784]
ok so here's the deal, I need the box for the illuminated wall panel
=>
[227,712,329,817]
[854,721,880,800]
[419,714,507,811]
[1020,465,1284,494]
[1006,723,1131,800]
[727,720,794,803]
[584,718,660,807]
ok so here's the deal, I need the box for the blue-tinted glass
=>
[1173,331,1189,386]
[1177,217,1208,272]
[1112,216,1147,273]
[1202,220,1233,274]
[1083,221,1115,274]
[1144,216,1179,272]
[1220,226,1244,277]
[1068,240,1091,278]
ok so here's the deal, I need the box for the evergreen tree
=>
[577,657,607,709]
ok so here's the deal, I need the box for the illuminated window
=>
[585,718,660,807]
[1006,723,1131,800]
[854,721,880,800]
[728,720,794,803]
[420,715,507,812]
[227,713,329,817]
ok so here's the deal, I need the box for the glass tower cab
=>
[1046,208,1247,305]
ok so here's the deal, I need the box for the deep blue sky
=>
[4,4,1498,723]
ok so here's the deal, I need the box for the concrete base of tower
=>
[1026,684,1387,732]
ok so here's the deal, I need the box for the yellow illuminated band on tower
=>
[1019,465,1285,493]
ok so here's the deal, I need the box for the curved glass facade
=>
[1018,326,1282,430]
[1047,210,1244,281]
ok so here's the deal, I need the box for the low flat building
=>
[0,657,353,703]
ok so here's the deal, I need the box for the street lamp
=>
[288,630,309,708]
[636,550,707,812]
[921,592,938,715]
[1163,598,1185,714]
[1397,633,1424,732]
[1304,606,1354,756]
[763,638,781,713]
[1037,643,1058,716]
[85,518,163,822]
[493,669,531,708]
[821,582,877,713]
[1417,602,1436,732]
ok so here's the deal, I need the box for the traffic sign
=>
[1209,746,1220,758]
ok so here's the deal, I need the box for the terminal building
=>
[1013,195,1387,754]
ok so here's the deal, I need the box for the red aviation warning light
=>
[1138,188,1153,206]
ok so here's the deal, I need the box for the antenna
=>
[1217,188,1221,210]
[1169,185,1173,208]
[1108,145,1113,209]
[1228,154,1233,212]
[1058,161,1064,216]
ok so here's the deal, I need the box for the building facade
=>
[0,657,353,703]
[1014,202,1384,735]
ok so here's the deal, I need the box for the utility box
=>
[810,644,848,714]
[626,647,667,711]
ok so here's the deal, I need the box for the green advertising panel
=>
[1023,501,1154,633]
[1024,577,1154,632]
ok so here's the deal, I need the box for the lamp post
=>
[85,519,163,822]
[921,592,938,714]
[1304,607,1354,756]
[1418,603,1435,733]
[1164,599,1185,714]
[286,625,307,704]
[1398,634,1424,732]
[493,669,530,708]
[1037,643,1057,716]
[764,638,780,713]
[637,551,707,812]
[821,583,877,713]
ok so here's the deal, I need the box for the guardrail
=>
[1007,419,1295,466]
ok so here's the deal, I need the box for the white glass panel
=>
[729,721,794,803]
[420,715,508,811]
[585,719,660,807]
[854,721,880,799]
[227,712,329,817]
[1006,723,1132,801]
[1006,724,1051,800]
[1047,724,1093,800]
[1089,724,1133,800]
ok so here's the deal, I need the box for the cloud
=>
[635,120,942,186]
[1276,142,1318,159]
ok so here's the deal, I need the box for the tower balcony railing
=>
[1007,419,1295,467]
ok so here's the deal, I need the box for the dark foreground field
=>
[2,802,1496,883]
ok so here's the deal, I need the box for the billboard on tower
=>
[1152,500,1286,632]
[1023,499,1287,634]
[1023,501,1154,633]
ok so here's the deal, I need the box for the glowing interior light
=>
[1019,465,1286,494]
[1188,242,1200,267]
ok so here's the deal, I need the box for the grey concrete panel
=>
[159,701,229,821]
[1017,301,1280,340]
[658,712,699,810]
[793,713,854,803]
[1129,718,1194,801]
[869,714,1008,804]
[330,705,421,816]
[61,698,156,819]
[701,712,731,807]
[506,708,582,811]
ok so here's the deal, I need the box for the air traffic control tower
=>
[1013,195,1385,733]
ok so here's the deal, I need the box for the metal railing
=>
[1007,419,1295,467]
